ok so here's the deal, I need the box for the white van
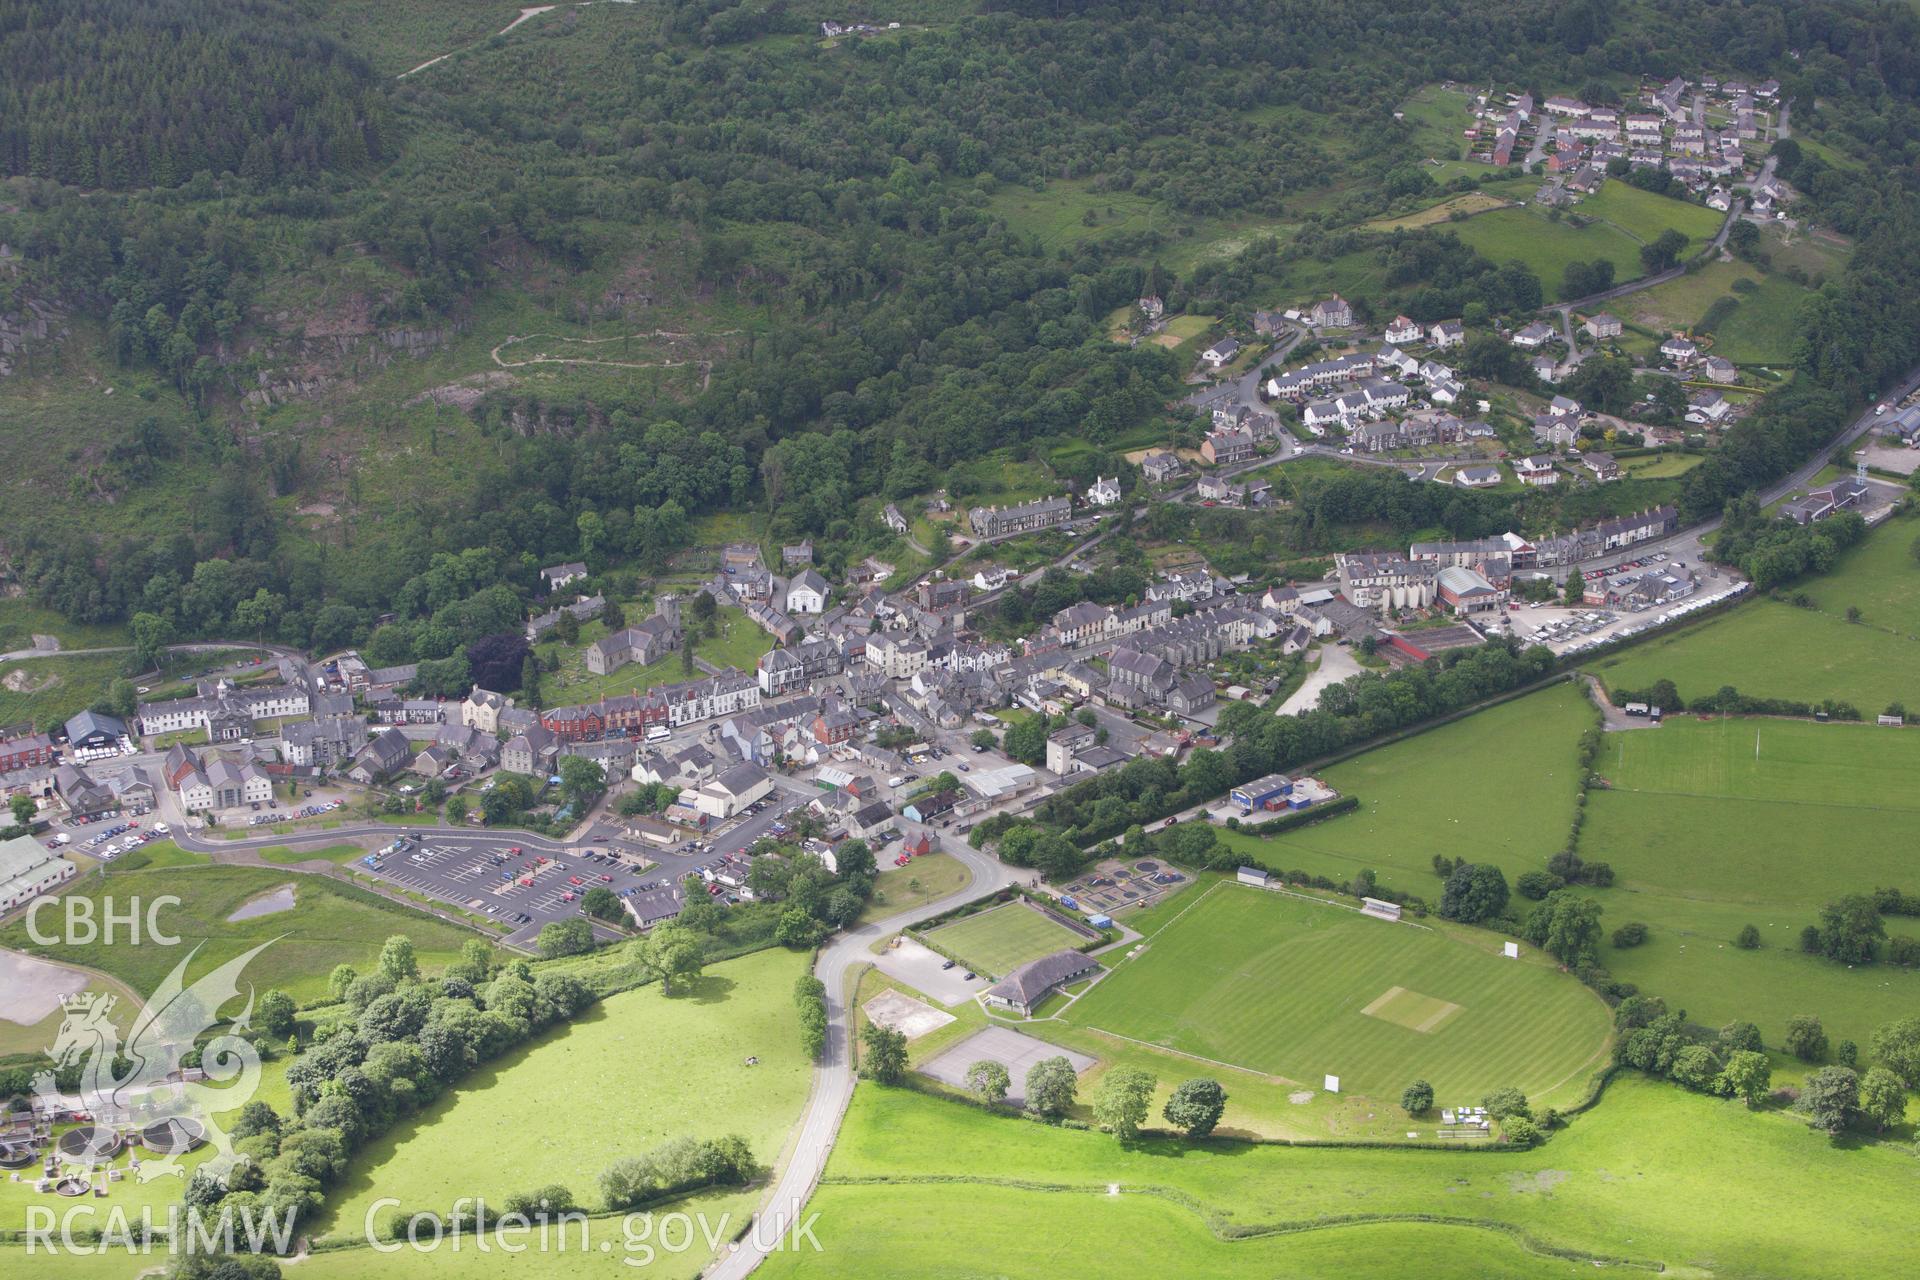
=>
[887,775,907,788]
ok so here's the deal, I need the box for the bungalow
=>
[1581,313,1622,340]
[882,503,909,535]
[1782,477,1869,526]
[902,788,959,824]
[1428,319,1465,349]
[1384,315,1423,345]
[1511,321,1555,350]
[983,948,1101,1016]
[1200,337,1242,369]
[1453,464,1503,489]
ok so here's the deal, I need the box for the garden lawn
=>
[1449,207,1645,290]
[307,947,812,1238]
[1224,681,1595,894]
[919,902,1090,978]
[1580,717,1920,1045]
[1588,516,1920,711]
[1067,884,1610,1105]
[0,865,476,1005]
[754,1074,1920,1280]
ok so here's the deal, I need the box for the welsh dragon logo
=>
[30,941,272,1187]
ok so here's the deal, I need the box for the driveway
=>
[1278,643,1363,717]
[707,836,1021,1279]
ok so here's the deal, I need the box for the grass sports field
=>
[1589,515,1920,710]
[1582,717,1920,1045]
[0,864,478,1005]
[1223,681,1593,895]
[1068,885,1609,1103]
[753,1073,1917,1280]
[919,902,1090,978]
[308,946,811,1240]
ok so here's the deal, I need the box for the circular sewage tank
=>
[54,1125,122,1163]
[139,1116,207,1157]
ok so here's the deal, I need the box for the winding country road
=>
[708,836,1022,1279]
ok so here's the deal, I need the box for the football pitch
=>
[1066,885,1610,1104]
[920,902,1092,978]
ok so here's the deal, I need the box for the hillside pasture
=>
[1448,207,1646,290]
[757,1071,1917,1280]
[1589,517,1920,711]
[1581,716,1920,1044]
[1067,884,1611,1105]
[308,947,811,1239]
[1222,681,1595,894]
[1577,181,1724,251]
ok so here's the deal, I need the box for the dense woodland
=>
[4,0,1920,656]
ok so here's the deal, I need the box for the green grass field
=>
[752,1073,1915,1280]
[855,853,972,926]
[1590,517,1920,710]
[1581,717,1920,1045]
[1709,273,1811,364]
[1577,181,1723,251]
[1068,885,1610,1104]
[0,865,478,1005]
[920,902,1089,979]
[1224,681,1594,893]
[308,947,811,1238]
[1448,207,1646,291]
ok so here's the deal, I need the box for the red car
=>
[599,874,613,882]
[568,876,584,886]
[706,883,722,896]
[508,846,522,855]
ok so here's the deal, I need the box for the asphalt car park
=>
[356,834,666,945]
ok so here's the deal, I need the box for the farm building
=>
[1237,866,1271,887]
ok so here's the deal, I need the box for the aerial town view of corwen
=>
[3,1,1920,1277]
